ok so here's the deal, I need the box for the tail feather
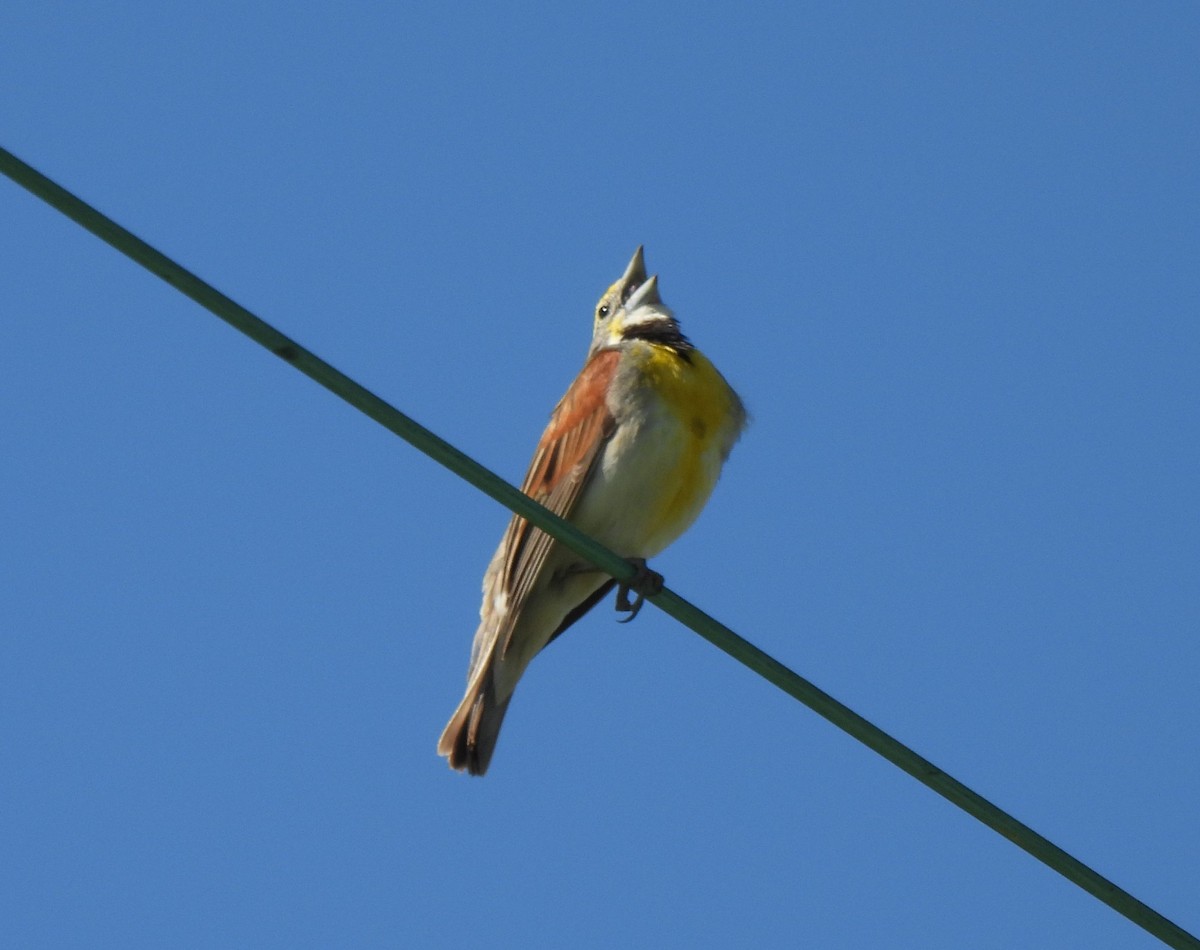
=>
[437,669,512,776]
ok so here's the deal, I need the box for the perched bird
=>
[438,247,746,775]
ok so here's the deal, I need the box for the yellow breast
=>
[575,342,744,558]
[639,345,744,544]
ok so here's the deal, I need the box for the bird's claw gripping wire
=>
[615,558,664,623]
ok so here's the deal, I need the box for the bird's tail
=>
[437,665,512,776]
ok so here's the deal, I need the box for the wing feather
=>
[494,349,620,653]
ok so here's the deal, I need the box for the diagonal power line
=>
[2,144,1195,950]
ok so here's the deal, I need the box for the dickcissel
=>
[438,247,746,775]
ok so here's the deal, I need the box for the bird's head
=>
[588,246,688,357]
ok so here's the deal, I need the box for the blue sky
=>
[2,3,1198,947]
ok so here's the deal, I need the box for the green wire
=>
[2,144,1196,950]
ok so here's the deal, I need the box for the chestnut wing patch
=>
[496,350,620,650]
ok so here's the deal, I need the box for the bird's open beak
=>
[620,246,662,308]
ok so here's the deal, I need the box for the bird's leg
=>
[615,558,664,623]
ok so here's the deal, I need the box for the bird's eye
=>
[598,304,610,319]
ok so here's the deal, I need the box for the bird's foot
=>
[615,558,664,623]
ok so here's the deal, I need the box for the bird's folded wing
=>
[496,349,620,657]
